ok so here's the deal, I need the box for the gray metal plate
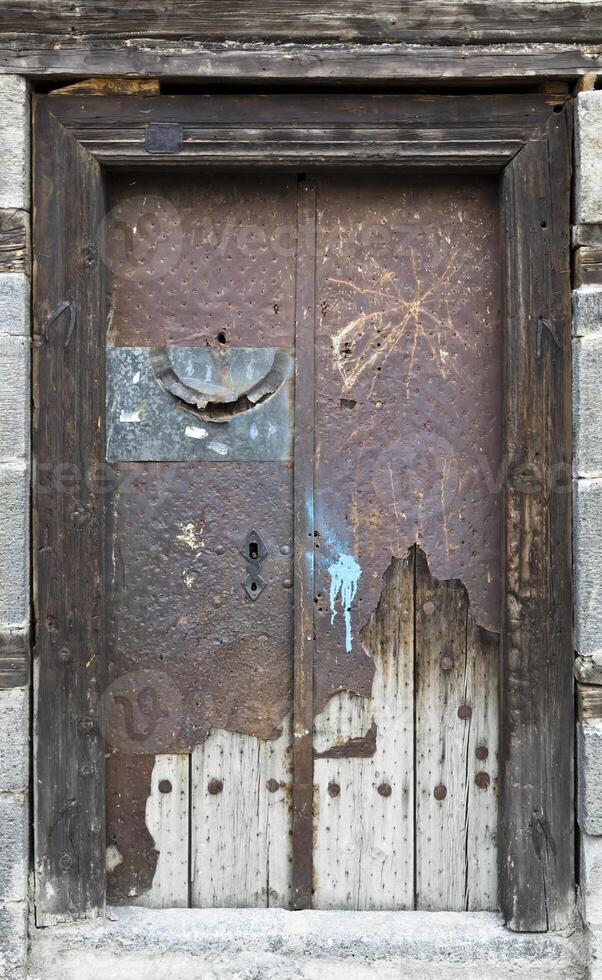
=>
[106,346,293,461]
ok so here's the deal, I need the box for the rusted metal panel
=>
[313,173,502,712]
[105,172,297,348]
[106,462,293,755]
[106,346,293,461]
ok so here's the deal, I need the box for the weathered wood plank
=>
[500,102,573,931]
[136,755,189,909]
[33,98,107,923]
[0,209,28,275]
[0,628,28,689]
[574,246,602,287]
[415,550,499,912]
[577,683,602,724]
[0,40,600,81]
[190,719,292,908]
[313,552,414,910]
[0,2,601,43]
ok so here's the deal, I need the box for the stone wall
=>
[0,75,30,980]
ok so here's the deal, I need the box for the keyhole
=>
[249,543,258,560]
[251,581,257,592]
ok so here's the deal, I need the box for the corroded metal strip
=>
[292,179,316,910]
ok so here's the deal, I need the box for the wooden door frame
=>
[32,92,573,931]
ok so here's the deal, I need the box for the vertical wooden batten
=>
[292,179,317,910]
[500,102,574,931]
[32,98,107,923]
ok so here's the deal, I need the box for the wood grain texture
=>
[190,719,292,908]
[577,684,602,724]
[43,93,567,171]
[0,2,601,43]
[0,209,28,275]
[32,98,107,923]
[0,39,600,81]
[0,628,28,688]
[135,755,189,909]
[313,553,415,910]
[500,102,573,932]
[415,551,498,912]
[574,246,602,287]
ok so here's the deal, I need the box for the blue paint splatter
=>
[328,553,362,653]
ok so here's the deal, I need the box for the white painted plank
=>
[190,715,292,908]
[137,754,189,909]
[313,554,415,910]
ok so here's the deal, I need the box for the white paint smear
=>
[249,423,259,440]
[132,371,141,384]
[185,425,208,440]
[328,553,362,653]
[119,410,141,423]
[208,441,229,456]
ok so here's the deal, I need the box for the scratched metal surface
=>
[106,346,293,461]
[105,172,297,348]
[106,462,293,754]
[314,174,502,709]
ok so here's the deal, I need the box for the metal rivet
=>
[266,779,280,793]
[328,782,340,798]
[282,579,293,590]
[58,647,72,664]
[208,778,223,796]
[79,717,94,734]
[475,745,489,761]
[423,600,435,616]
[377,783,392,798]
[475,771,491,790]
[159,779,172,794]
[79,764,94,778]
[440,654,454,671]
[214,545,224,556]
[434,784,447,801]
[58,853,73,872]
[280,545,292,556]
[458,704,472,720]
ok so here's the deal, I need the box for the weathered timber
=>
[50,77,160,96]
[415,549,499,912]
[33,97,107,923]
[0,2,601,43]
[135,755,189,909]
[39,93,569,170]
[191,719,292,908]
[291,181,316,911]
[313,553,415,911]
[500,102,573,931]
[0,209,28,275]
[0,628,28,688]
[574,246,602,288]
[577,684,602,724]
[0,39,600,82]
[572,224,602,248]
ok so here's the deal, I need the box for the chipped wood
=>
[574,246,602,287]
[313,551,415,911]
[577,684,602,723]
[50,77,160,96]
[0,208,29,275]
[1,2,601,43]
[1,39,601,81]
[190,718,292,908]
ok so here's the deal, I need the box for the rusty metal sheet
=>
[104,172,297,348]
[106,346,293,461]
[106,462,293,755]
[313,174,502,711]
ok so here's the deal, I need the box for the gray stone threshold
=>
[28,906,587,980]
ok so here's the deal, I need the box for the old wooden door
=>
[102,169,500,912]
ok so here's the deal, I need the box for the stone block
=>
[0,902,27,980]
[0,793,27,904]
[0,77,29,212]
[574,286,602,338]
[0,464,29,627]
[0,335,29,461]
[578,721,602,835]
[0,275,29,338]
[576,93,602,225]
[0,689,28,793]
